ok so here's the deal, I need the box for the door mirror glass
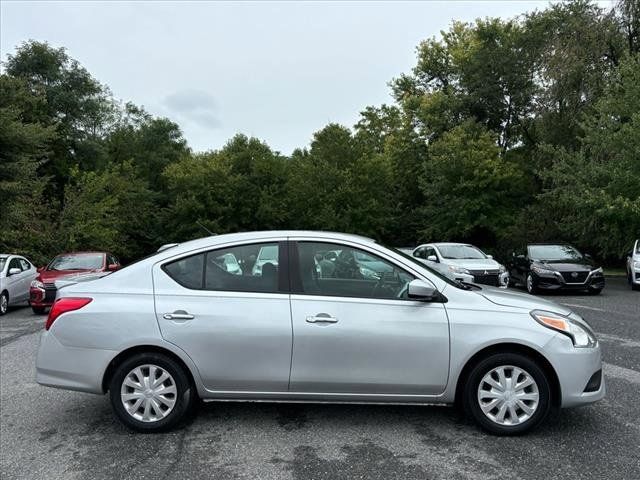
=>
[8,268,21,276]
[407,279,437,300]
[427,255,438,262]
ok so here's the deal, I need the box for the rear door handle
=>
[306,313,338,324]
[163,310,195,320]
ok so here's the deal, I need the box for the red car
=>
[30,252,120,314]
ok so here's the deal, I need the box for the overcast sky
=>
[1,1,615,154]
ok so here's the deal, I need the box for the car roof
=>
[54,251,108,256]
[417,242,474,248]
[152,231,375,260]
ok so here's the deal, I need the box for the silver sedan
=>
[35,231,605,435]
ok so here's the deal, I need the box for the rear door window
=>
[162,242,283,293]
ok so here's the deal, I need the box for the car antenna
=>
[197,221,217,236]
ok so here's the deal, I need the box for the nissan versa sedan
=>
[36,231,605,435]
[508,243,605,295]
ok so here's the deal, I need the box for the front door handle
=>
[306,313,338,324]
[163,310,195,320]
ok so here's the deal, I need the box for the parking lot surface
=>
[1,277,639,480]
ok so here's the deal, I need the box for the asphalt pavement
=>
[1,277,638,480]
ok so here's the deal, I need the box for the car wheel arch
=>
[102,344,200,396]
[454,342,561,409]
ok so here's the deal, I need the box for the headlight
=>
[448,265,471,275]
[530,265,556,275]
[530,310,597,348]
[31,280,44,289]
[591,267,603,275]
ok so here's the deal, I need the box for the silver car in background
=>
[0,254,38,315]
[412,242,509,287]
[36,231,604,435]
[627,239,640,291]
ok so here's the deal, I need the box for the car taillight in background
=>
[45,298,92,331]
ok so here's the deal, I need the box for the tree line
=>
[1,0,639,266]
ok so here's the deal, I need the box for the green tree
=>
[418,121,527,247]
[0,75,57,264]
[58,162,158,261]
[540,54,640,258]
[5,41,116,189]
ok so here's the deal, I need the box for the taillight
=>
[45,297,92,331]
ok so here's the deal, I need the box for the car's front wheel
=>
[463,353,552,435]
[109,352,195,432]
[526,274,538,295]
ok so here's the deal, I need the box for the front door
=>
[289,241,450,396]
[153,240,292,392]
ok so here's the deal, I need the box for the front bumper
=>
[30,284,57,307]
[532,271,605,291]
[545,334,606,408]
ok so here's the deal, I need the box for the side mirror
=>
[427,255,438,262]
[516,254,526,260]
[8,268,21,276]
[584,253,592,260]
[407,279,437,300]
[487,254,493,259]
[107,263,119,271]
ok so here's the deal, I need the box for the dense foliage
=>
[1,0,638,265]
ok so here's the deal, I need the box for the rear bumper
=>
[35,330,114,394]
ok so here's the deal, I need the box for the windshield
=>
[257,245,278,260]
[48,253,104,271]
[528,245,583,261]
[437,245,487,259]
[383,244,466,289]
[0,257,6,272]
[636,240,640,253]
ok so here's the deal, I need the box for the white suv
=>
[413,243,509,288]
[627,239,640,291]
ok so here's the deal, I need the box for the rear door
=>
[288,240,450,396]
[153,240,292,392]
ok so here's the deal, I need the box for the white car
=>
[413,243,509,288]
[0,254,38,315]
[627,239,640,291]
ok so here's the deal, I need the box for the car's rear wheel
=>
[0,292,8,315]
[109,352,195,432]
[463,353,552,435]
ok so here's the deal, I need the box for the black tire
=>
[633,283,640,291]
[526,274,538,295]
[0,292,8,316]
[463,352,552,436]
[109,352,195,432]
[31,306,46,314]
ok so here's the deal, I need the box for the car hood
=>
[478,286,573,316]
[38,269,104,282]
[444,258,503,270]
[534,260,595,272]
